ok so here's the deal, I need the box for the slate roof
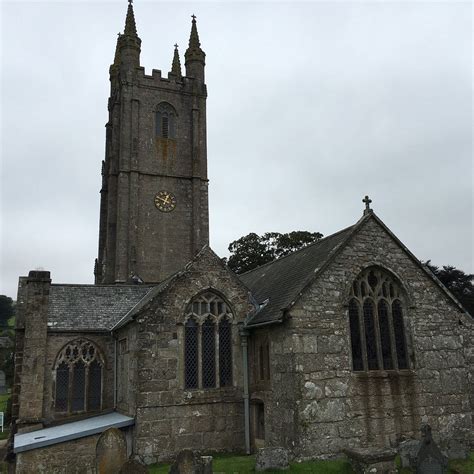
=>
[47,284,154,331]
[240,225,355,326]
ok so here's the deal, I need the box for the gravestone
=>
[0,371,6,395]
[169,450,213,474]
[255,447,289,471]
[96,427,128,474]
[343,447,397,474]
[119,459,147,473]
[416,424,448,474]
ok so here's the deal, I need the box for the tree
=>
[424,261,474,296]
[0,295,14,328]
[424,261,474,316]
[226,231,323,274]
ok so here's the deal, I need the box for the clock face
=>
[154,191,177,212]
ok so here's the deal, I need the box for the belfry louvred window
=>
[54,339,104,413]
[184,292,233,389]
[348,267,409,372]
[155,102,176,139]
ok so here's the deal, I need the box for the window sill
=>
[352,369,415,379]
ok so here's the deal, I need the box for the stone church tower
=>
[95,2,209,284]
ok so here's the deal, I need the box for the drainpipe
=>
[113,333,117,409]
[240,328,250,454]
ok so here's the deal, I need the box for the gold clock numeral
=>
[154,191,176,212]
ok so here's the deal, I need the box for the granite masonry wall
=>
[264,216,473,461]
[16,434,100,474]
[120,248,253,464]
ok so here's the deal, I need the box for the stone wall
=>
[265,216,473,460]
[42,332,115,421]
[125,248,252,463]
[15,434,100,474]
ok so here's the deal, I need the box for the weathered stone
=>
[416,424,448,474]
[169,450,213,474]
[119,459,148,473]
[96,428,128,474]
[398,439,419,468]
[0,370,6,395]
[255,447,289,471]
[343,447,397,474]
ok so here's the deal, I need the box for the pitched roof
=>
[239,225,355,326]
[47,284,154,331]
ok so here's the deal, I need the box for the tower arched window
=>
[184,292,233,389]
[156,102,177,139]
[53,339,104,413]
[348,267,410,372]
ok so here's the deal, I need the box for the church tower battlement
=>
[96,2,209,284]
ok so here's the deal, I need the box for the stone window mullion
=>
[373,302,384,370]
[84,364,90,412]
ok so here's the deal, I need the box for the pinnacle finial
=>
[124,0,138,37]
[171,43,182,78]
[363,195,373,215]
[185,13,205,72]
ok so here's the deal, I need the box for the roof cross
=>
[363,195,372,215]
[191,14,196,21]
[174,43,179,49]
[128,0,133,4]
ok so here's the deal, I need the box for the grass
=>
[448,452,474,474]
[148,453,474,474]
[148,455,355,473]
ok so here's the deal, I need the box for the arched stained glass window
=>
[54,339,104,413]
[348,267,409,372]
[184,292,233,389]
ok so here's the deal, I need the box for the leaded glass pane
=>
[392,300,408,369]
[55,362,69,411]
[185,319,198,389]
[71,360,85,411]
[349,299,363,371]
[378,300,394,370]
[202,318,216,388]
[363,299,379,370]
[219,319,232,386]
[88,360,102,410]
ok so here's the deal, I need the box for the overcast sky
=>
[1,0,472,298]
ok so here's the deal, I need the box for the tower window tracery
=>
[348,267,410,372]
[156,102,177,139]
[184,292,233,389]
[53,339,104,413]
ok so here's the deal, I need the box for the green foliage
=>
[227,231,323,274]
[425,261,474,296]
[448,452,474,474]
[0,296,14,328]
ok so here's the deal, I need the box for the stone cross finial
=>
[363,195,373,215]
[174,43,179,49]
[128,0,133,4]
[191,14,196,21]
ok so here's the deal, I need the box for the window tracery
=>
[184,292,233,389]
[156,102,177,139]
[54,339,104,413]
[348,267,409,372]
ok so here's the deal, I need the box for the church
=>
[10,2,473,472]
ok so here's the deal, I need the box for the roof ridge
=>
[240,224,355,277]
